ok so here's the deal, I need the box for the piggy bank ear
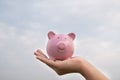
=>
[68,33,76,40]
[48,31,55,39]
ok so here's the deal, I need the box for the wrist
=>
[77,58,108,80]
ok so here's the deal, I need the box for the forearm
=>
[78,59,109,80]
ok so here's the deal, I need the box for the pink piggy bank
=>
[46,31,76,60]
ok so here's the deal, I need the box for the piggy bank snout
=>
[57,42,66,50]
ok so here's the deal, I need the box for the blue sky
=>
[0,0,120,80]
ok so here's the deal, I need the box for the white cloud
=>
[0,22,46,49]
[75,36,120,60]
[0,23,16,39]
[0,0,120,80]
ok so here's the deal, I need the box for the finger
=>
[34,49,39,56]
[36,56,56,68]
[34,49,48,58]
[34,51,39,56]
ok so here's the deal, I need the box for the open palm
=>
[34,49,82,75]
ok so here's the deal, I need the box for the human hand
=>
[34,49,83,75]
[34,49,108,80]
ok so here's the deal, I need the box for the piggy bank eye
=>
[57,37,60,39]
[64,37,67,40]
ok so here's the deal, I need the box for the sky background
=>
[0,0,120,80]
